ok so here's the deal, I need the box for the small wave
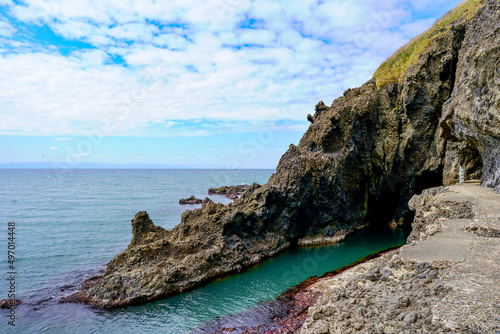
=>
[16,266,105,309]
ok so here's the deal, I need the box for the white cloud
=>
[171,156,184,160]
[0,18,15,37]
[0,0,461,137]
[238,29,276,45]
[50,146,58,150]
[72,153,89,157]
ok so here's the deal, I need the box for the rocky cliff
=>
[439,0,500,191]
[74,0,499,308]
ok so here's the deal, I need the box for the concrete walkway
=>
[401,183,500,331]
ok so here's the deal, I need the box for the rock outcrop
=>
[208,184,251,199]
[75,0,499,308]
[179,196,211,205]
[0,298,21,309]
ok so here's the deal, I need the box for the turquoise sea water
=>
[0,169,408,333]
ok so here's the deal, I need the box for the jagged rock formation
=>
[179,196,211,205]
[208,184,250,199]
[75,0,499,307]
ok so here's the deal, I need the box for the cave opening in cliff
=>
[460,143,483,181]
[366,186,410,231]
[365,168,445,233]
[414,169,444,195]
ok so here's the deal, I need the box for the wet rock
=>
[178,196,211,205]
[208,185,250,196]
[0,299,21,308]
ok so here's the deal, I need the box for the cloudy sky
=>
[0,0,461,168]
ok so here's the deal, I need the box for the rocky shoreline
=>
[299,183,500,334]
[206,183,500,333]
[65,209,291,308]
[179,185,253,204]
[208,185,251,199]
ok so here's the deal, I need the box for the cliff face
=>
[439,0,500,191]
[76,0,499,308]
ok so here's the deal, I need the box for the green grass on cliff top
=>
[373,0,483,88]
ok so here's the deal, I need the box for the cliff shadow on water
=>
[70,0,499,309]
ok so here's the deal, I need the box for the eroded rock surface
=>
[208,185,250,196]
[179,196,211,205]
[0,299,21,309]
[439,0,500,191]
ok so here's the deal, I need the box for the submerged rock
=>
[75,0,499,308]
[0,299,21,309]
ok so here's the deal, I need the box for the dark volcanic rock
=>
[208,184,252,199]
[179,196,211,205]
[208,184,250,195]
[78,207,289,308]
[130,211,168,247]
[76,0,499,308]
[0,299,21,308]
[439,0,500,192]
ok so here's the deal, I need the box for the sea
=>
[0,169,408,333]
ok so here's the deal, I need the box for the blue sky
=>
[0,0,462,168]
